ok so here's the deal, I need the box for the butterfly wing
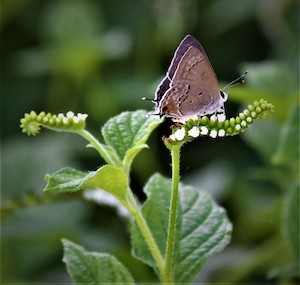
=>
[155,35,227,121]
[157,83,214,121]
[167,35,210,79]
[154,76,170,105]
[155,35,208,103]
[171,46,219,95]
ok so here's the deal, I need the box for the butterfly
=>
[149,35,228,122]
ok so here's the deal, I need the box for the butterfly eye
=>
[220,90,228,102]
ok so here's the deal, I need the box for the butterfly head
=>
[220,90,228,102]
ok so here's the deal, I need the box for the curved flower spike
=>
[165,99,274,145]
[20,111,88,136]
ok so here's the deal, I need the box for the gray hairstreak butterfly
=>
[144,35,231,122]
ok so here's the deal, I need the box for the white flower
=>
[217,114,226,122]
[210,114,217,121]
[57,112,88,125]
[66,111,74,118]
[188,126,200,138]
[218,129,225,137]
[235,124,241,130]
[174,128,186,141]
[210,130,217,138]
[246,117,253,123]
[251,111,257,118]
[77,113,88,120]
[73,113,88,124]
[169,134,176,141]
[200,126,208,135]
[241,120,247,127]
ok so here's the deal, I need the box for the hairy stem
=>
[164,144,182,283]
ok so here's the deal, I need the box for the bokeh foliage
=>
[1,0,299,283]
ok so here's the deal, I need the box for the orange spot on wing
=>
[162,104,173,113]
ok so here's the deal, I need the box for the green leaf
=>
[101,110,162,169]
[62,239,135,285]
[44,167,87,193]
[85,165,132,209]
[283,184,300,270]
[272,105,299,172]
[44,166,133,211]
[175,184,232,283]
[131,174,232,283]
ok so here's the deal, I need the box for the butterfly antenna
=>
[142,97,158,103]
[223,71,248,90]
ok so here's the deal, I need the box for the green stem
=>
[164,144,182,283]
[77,129,117,165]
[133,207,165,280]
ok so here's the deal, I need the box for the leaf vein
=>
[181,198,212,240]
[178,216,227,264]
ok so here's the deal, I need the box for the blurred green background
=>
[1,0,299,284]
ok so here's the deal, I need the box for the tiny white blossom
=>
[66,111,74,118]
[210,114,217,121]
[190,114,199,120]
[210,130,217,138]
[77,113,88,120]
[188,126,200,138]
[63,117,68,124]
[58,113,65,118]
[174,128,185,141]
[241,120,247,127]
[73,116,79,123]
[169,134,176,141]
[246,117,253,123]
[218,129,225,137]
[235,124,241,130]
[251,111,257,117]
[217,114,226,122]
[200,126,208,135]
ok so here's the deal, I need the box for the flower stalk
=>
[167,99,274,144]
[163,143,183,284]
[20,111,88,136]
